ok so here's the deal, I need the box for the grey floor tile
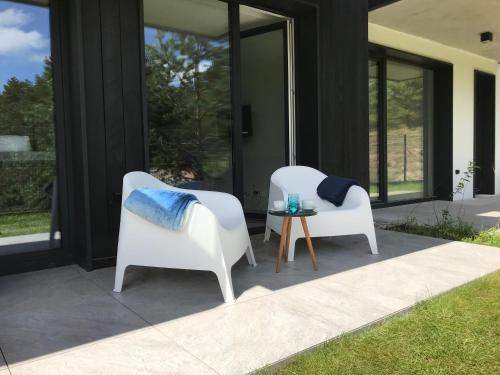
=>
[8,327,216,375]
[2,229,499,375]
[80,265,230,324]
[0,266,148,366]
[156,294,335,375]
[0,349,6,371]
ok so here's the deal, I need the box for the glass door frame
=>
[0,0,74,276]
[230,2,296,205]
[139,0,296,206]
[369,44,437,207]
[368,56,387,203]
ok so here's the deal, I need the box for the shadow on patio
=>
[0,229,453,368]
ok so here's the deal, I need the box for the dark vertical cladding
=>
[295,9,319,168]
[120,0,146,174]
[474,71,496,195]
[61,0,146,268]
[62,0,98,269]
[318,0,369,187]
[15,0,372,271]
[433,64,453,200]
[100,0,126,254]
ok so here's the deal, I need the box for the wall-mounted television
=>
[242,104,252,137]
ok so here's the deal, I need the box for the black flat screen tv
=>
[242,104,252,137]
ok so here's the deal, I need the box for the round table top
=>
[268,209,318,217]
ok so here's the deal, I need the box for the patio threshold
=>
[1,230,500,374]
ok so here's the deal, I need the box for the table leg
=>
[300,217,318,271]
[276,217,289,273]
[285,217,292,262]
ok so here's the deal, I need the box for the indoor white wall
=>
[369,23,499,200]
[240,30,286,212]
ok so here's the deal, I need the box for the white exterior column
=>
[452,64,475,200]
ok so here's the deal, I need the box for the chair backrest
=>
[122,171,169,200]
[271,166,327,201]
[122,172,244,229]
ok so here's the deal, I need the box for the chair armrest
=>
[268,180,287,208]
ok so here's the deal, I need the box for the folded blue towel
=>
[124,187,199,231]
[317,176,360,207]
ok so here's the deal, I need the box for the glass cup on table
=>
[287,193,300,214]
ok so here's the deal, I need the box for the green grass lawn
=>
[370,181,424,195]
[0,211,51,238]
[264,270,500,374]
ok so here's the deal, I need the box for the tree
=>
[145,29,231,186]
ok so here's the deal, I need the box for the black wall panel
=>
[433,64,453,200]
[295,8,319,168]
[318,0,369,187]
[62,0,145,268]
[59,0,368,269]
[474,71,496,195]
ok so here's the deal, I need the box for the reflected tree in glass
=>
[0,0,57,241]
[145,28,232,192]
[386,60,426,201]
[368,60,380,200]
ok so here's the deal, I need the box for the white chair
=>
[113,171,256,303]
[264,166,378,260]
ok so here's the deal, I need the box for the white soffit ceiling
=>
[369,0,500,62]
[144,0,229,38]
[240,5,287,32]
[144,0,284,38]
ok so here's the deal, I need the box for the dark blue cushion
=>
[317,176,360,207]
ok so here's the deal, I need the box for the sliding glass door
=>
[369,55,434,204]
[239,6,290,215]
[0,0,62,255]
[143,0,233,193]
[142,0,295,221]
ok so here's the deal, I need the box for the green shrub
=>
[388,218,500,248]
[0,158,55,214]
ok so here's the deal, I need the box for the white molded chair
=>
[264,166,378,260]
[113,171,256,303]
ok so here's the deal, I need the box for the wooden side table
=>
[268,210,318,273]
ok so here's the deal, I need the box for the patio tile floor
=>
[1,229,500,374]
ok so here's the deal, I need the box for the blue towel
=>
[124,187,199,230]
[317,176,360,207]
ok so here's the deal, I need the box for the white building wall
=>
[369,23,498,200]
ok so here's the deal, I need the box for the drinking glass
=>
[287,193,300,214]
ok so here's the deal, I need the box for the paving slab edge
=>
[252,268,500,374]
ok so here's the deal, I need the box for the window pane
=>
[0,0,60,250]
[143,0,232,192]
[386,60,431,202]
[368,59,380,200]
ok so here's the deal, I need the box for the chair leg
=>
[113,262,128,292]
[216,270,235,303]
[246,241,257,266]
[287,235,298,262]
[366,226,379,255]
[264,225,271,242]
